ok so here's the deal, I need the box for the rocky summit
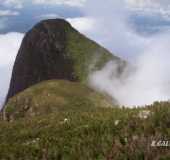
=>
[6,19,122,103]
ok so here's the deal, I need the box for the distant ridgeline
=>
[5,19,125,104]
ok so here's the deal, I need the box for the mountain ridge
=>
[5,18,124,104]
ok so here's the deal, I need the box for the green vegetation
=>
[4,80,113,120]
[1,80,170,160]
[66,26,124,82]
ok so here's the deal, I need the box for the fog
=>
[0,32,24,107]
[89,34,170,106]
[82,0,170,106]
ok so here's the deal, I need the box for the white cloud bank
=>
[126,0,170,9]
[1,0,170,12]
[36,14,60,20]
[67,17,94,33]
[89,34,170,106]
[0,9,19,16]
[0,0,23,9]
[74,0,170,107]
[0,0,86,9]
[0,32,24,108]
[33,0,86,7]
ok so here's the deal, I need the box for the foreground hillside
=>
[1,80,170,160]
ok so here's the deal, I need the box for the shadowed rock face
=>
[6,19,77,102]
[6,18,122,103]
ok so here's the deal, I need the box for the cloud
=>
[33,0,86,7]
[0,9,19,16]
[0,32,24,108]
[126,0,170,9]
[126,0,170,20]
[78,0,170,107]
[127,0,158,8]
[0,0,23,9]
[89,34,170,107]
[67,17,95,33]
[36,14,60,20]
[0,0,86,9]
[80,0,147,59]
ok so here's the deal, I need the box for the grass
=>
[4,80,113,120]
[1,80,170,160]
[66,26,124,82]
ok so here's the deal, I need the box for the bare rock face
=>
[6,19,122,103]
[6,19,75,102]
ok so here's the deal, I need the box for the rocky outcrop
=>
[6,19,122,103]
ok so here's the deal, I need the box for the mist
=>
[89,34,170,106]
[0,32,24,108]
[80,0,170,106]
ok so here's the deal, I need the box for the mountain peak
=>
[5,18,121,103]
[33,18,72,32]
